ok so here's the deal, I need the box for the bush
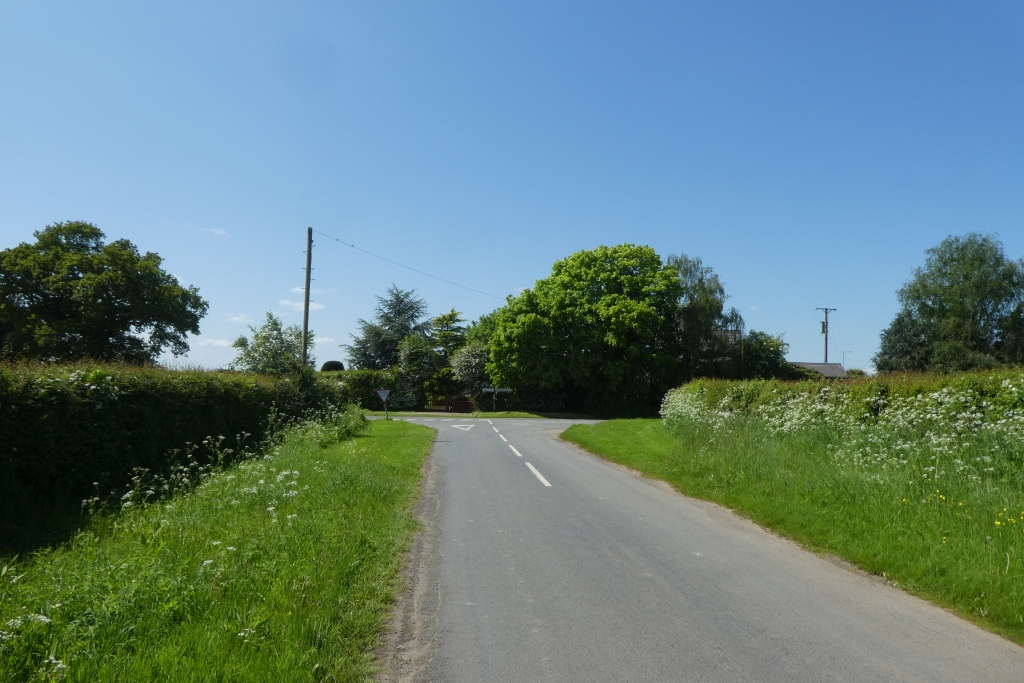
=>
[320,360,345,372]
[0,363,348,552]
[334,368,418,410]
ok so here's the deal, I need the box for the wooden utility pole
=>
[816,307,836,363]
[302,227,312,365]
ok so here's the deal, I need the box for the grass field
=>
[563,414,1024,645]
[0,418,434,682]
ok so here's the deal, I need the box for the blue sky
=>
[2,1,1022,371]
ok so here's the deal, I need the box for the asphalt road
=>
[380,417,1024,683]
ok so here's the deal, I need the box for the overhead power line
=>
[312,229,503,300]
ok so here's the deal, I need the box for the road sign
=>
[482,387,512,411]
[376,388,391,418]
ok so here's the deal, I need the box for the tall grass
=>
[0,414,433,682]
[563,372,1024,644]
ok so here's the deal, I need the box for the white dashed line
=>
[509,445,522,457]
[487,419,493,424]
[499,434,507,442]
[525,462,551,487]
[493,426,499,433]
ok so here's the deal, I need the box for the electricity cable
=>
[312,229,503,299]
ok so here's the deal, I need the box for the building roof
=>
[791,362,848,379]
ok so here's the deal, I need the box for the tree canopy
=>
[874,234,1024,372]
[0,221,208,364]
[669,253,745,381]
[344,286,429,369]
[488,244,683,410]
[230,312,314,375]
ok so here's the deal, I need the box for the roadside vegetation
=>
[340,247,800,417]
[0,415,433,682]
[0,362,347,553]
[874,233,1024,373]
[564,370,1024,644]
[364,410,594,419]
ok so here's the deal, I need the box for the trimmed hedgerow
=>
[0,363,347,553]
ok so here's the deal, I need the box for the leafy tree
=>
[488,244,683,410]
[0,221,208,363]
[998,303,1024,365]
[320,360,345,372]
[741,331,795,379]
[231,312,314,375]
[466,311,498,347]
[431,308,467,360]
[451,341,492,396]
[668,253,745,380]
[873,234,1024,372]
[874,310,931,373]
[345,286,429,369]
[422,308,467,395]
[398,333,444,405]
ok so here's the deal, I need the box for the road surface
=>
[378,417,1024,682]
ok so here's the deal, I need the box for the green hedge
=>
[672,369,1024,420]
[0,364,347,553]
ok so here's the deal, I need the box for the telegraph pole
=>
[816,307,837,363]
[302,227,313,365]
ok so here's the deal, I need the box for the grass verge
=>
[562,418,1024,645]
[0,418,434,682]
[366,410,594,419]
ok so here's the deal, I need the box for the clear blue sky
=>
[2,1,1022,371]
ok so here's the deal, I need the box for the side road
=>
[379,417,1024,683]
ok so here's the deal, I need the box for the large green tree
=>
[0,221,208,363]
[488,244,683,410]
[344,286,429,369]
[874,234,1024,372]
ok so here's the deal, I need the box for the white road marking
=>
[493,426,499,433]
[499,434,508,442]
[509,445,523,457]
[453,425,475,431]
[525,462,551,487]
[487,419,493,424]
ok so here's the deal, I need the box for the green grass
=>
[366,410,594,419]
[563,418,1024,645]
[0,419,434,682]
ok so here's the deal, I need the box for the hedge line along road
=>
[378,417,1024,683]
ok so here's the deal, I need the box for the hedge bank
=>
[673,369,1024,422]
[0,364,346,553]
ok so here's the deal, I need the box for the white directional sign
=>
[452,425,474,431]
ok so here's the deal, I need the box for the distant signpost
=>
[376,388,391,418]
[481,386,511,412]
